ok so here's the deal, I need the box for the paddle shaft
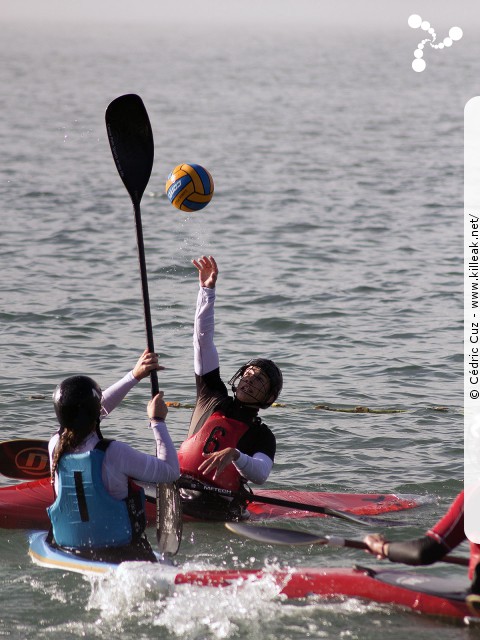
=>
[132,199,159,397]
[178,478,404,527]
[335,537,468,567]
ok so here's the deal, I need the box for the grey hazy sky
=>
[2,0,479,29]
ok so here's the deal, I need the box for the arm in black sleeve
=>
[386,536,449,565]
[198,368,228,395]
[187,369,229,438]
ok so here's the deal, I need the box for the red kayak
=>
[29,531,474,621]
[175,565,474,620]
[0,477,424,529]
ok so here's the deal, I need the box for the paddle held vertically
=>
[105,94,182,556]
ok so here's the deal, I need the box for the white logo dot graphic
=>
[449,26,463,41]
[408,14,422,29]
[408,15,463,72]
[412,58,426,73]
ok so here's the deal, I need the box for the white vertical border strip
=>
[465,97,480,543]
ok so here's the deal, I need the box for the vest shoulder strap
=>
[94,438,114,452]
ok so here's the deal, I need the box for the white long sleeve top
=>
[49,371,180,499]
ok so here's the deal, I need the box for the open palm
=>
[192,255,218,289]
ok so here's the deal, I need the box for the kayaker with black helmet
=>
[178,255,283,520]
[47,350,180,562]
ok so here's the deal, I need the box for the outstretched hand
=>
[193,255,218,289]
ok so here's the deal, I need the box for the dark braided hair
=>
[50,420,102,484]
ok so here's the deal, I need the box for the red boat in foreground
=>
[29,532,475,621]
[175,565,473,621]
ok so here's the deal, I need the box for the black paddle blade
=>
[156,482,183,556]
[0,439,50,480]
[226,522,327,546]
[226,523,469,567]
[105,94,154,205]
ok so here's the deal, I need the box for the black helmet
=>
[229,358,283,409]
[53,375,102,431]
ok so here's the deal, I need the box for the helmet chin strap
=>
[232,388,262,410]
[233,377,273,410]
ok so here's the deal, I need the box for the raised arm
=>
[108,392,180,485]
[147,392,180,481]
[101,349,162,418]
[192,256,220,376]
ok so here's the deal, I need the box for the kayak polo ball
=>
[165,163,214,212]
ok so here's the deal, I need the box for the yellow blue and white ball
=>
[165,163,214,212]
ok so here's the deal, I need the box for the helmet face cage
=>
[229,358,283,409]
[53,375,102,432]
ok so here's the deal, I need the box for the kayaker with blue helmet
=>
[178,255,283,520]
[47,350,180,562]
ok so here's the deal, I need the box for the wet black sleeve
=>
[198,368,228,396]
[386,536,449,565]
[187,368,229,438]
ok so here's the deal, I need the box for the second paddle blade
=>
[105,94,154,205]
[156,482,183,556]
[226,522,325,546]
[0,439,50,480]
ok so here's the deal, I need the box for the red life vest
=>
[178,411,249,491]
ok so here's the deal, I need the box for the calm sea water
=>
[0,20,477,639]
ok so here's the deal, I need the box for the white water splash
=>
[86,561,176,619]
[84,561,293,638]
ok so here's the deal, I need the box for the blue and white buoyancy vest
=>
[48,440,146,549]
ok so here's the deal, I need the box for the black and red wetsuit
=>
[178,286,276,519]
[387,491,480,582]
